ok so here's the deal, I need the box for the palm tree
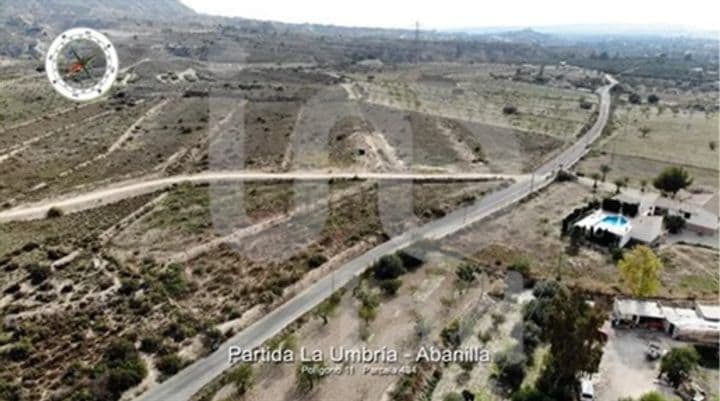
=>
[600,164,611,182]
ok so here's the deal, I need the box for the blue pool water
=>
[601,214,629,227]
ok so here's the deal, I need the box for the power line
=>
[414,21,420,63]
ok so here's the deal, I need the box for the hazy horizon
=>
[179,0,719,32]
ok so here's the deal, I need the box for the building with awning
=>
[612,299,720,346]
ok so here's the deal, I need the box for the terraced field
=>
[354,67,599,141]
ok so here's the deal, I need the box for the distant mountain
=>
[449,24,719,41]
[1,0,196,24]
[483,28,566,45]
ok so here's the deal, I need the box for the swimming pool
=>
[600,214,629,227]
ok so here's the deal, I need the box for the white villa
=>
[573,191,719,248]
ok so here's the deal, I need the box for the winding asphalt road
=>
[130,74,616,401]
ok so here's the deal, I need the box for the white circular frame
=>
[45,28,119,102]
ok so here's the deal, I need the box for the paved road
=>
[132,75,616,401]
[0,171,527,222]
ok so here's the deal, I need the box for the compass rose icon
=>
[45,28,119,102]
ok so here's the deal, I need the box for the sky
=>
[179,0,720,31]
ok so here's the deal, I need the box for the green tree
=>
[664,215,686,234]
[600,164,611,182]
[358,304,377,324]
[590,172,601,192]
[613,178,624,194]
[494,349,527,391]
[296,360,326,393]
[618,245,663,297]
[639,126,652,138]
[229,363,254,396]
[653,167,693,197]
[511,387,552,401]
[568,226,585,255]
[537,290,605,398]
[660,346,700,387]
[373,254,406,280]
[443,392,464,401]
[639,391,669,401]
[314,292,341,325]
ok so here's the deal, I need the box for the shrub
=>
[610,247,625,262]
[440,320,462,349]
[379,278,402,296]
[373,254,405,280]
[509,257,530,275]
[46,207,64,218]
[511,387,552,401]
[158,264,189,298]
[664,215,686,234]
[164,321,196,343]
[647,94,660,104]
[555,170,576,182]
[229,363,254,396]
[102,339,147,395]
[202,328,224,352]
[156,353,183,376]
[601,198,621,213]
[358,305,377,324]
[105,362,146,394]
[628,93,642,104]
[443,392,464,401]
[296,360,327,393]
[26,263,51,285]
[396,250,423,271]
[660,346,700,387]
[494,350,527,391]
[639,392,669,401]
[491,313,506,327]
[503,105,518,114]
[139,336,162,354]
[0,380,22,401]
[307,253,328,269]
[456,263,479,283]
[2,339,33,362]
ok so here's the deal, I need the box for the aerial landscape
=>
[0,1,718,401]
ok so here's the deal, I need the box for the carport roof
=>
[614,299,664,319]
[696,303,720,321]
